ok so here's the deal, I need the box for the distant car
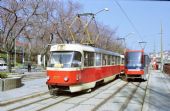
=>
[14,65,28,74]
[0,63,8,70]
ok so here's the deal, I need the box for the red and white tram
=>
[46,44,122,94]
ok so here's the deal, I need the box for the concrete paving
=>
[0,77,48,103]
[0,70,170,111]
[143,70,170,111]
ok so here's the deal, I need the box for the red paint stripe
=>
[125,69,144,75]
[47,65,120,86]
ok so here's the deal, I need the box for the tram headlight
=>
[76,74,81,81]
[64,77,69,82]
[47,76,50,80]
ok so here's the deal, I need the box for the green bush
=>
[0,72,8,78]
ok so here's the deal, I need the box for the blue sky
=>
[76,0,170,53]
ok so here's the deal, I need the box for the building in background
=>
[150,50,170,69]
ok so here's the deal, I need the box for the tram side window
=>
[115,56,118,65]
[102,54,108,66]
[118,57,121,65]
[108,55,112,65]
[118,56,121,65]
[121,58,124,64]
[84,52,94,67]
[95,53,102,66]
[112,56,115,65]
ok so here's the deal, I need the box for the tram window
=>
[102,54,107,66]
[50,51,74,68]
[112,56,115,65]
[117,57,120,65]
[121,58,124,64]
[73,52,81,61]
[115,56,118,65]
[95,53,102,66]
[117,56,121,65]
[115,56,117,65]
[84,51,94,67]
[72,52,81,67]
[108,55,112,65]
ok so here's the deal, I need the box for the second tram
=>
[124,49,150,80]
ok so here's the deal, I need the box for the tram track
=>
[2,93,72,111]
[1,78,122,111]
[118,83,141,111]
[36,96,71,111]
[91,82,141,111]
[1,78,149,111]
[0,91,49,106]
[8,94,52,111]
[92,82,129,111]
[42,79,124,111]
[2,92,51,111]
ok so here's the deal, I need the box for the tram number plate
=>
[53,76,59,79]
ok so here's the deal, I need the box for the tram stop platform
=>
[143,70,170,111]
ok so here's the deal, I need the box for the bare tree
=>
[0,0,42,72]
[0,0,124,72]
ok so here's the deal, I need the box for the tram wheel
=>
[48,85,58,95]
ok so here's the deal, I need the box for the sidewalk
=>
[143,70,170,111]
[0,77,48,104]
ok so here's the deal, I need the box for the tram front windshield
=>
[49,51,81,68]
[126,52,142,67]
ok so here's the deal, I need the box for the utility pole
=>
[116,32,134,53]
[160,23,163,72]
[154,40,156,56]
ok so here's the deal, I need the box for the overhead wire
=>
[114,0,145,48]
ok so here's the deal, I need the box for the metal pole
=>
[95,8,109,15]
[160,23,163,72]
[14,38,16,67]
[22,47,24,64]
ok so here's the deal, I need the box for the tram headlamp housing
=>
[64,77,69,82]
[47,76,50,80]
[76,73,81,81]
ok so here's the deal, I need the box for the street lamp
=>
[95,8,109,15]
[75,8,109,44]
[117,32,134,49]
[77,8,109,17]
[117,37,125,47]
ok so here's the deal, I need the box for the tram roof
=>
[50,43,120,56]
[125,49,144,53]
